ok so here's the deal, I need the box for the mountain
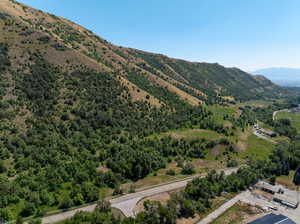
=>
[0,0,292,107]
[0,0,296,220]
[254,67,300,87]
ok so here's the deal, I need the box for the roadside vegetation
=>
[211,202,263,224]
[55,139,300,224]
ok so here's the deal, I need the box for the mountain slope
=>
[0,0,291,107]
[0,0,295,220]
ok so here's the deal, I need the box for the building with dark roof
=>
[248,213,296,224]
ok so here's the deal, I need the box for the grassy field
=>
[277,111,300,132]
[211,202,263,224]
[155,128,225,140]
[236,100,274,108]
[276,171,297,190]
[240,134,275,160]
[121,159,224,191]
[177,192,237,224]
[207,105,237,123]
[136,126,275,192]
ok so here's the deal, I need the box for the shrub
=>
[226,159,238,167]
[181,163,195,175]
[166,169,176,176]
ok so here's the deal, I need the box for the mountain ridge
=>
[0,0,293,107]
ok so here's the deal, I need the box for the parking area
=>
[240,187,300,223]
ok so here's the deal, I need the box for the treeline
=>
[58,139,300,224]
[0,134,232,221]
[274,118,297,139]
[105,136,233,180]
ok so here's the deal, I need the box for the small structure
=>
[248,213,296,224]
[261,129,277,137]
[273,193,299,209]
[255,181,299,209]
[255,181,280,194]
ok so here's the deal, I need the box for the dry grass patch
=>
[235,141,247,152]
[134,192,171,214]
[147,72,203,106]
[118,76,162,107]
[164,129,223,141]
[177,215,200,224]
[211,202,264,224]
[192,159,225,172]
[276,171,298,190]
[211,144,225,157]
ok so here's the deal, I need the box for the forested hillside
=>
[0,0,296,222]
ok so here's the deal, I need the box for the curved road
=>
[41,168,238,223]
[273,109,289,121]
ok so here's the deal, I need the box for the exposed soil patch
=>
[177,215,200,224]
[211,144,224,157]
[253,189,273,200]
[118,76,162,107]
[169,129,208,139]
[235,141,247,152]
[223,121,233,128]
[134,192,171,214]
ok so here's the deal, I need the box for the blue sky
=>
[18,0,300,71]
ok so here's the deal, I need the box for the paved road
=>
[241,191,300,223]
[197,191,248,224]
[41,168,238,223]
[273,109,289,121]
[198,188,300,224]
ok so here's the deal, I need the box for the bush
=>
[0,160,7,173]
[112,185,123,196]
[20,202,36,217]
[59,196,74,209]
[96,200,111,212]
[0,208,12,222]
[181,163,195,175]
[226,159,238,167]
[166,169,176,176]
[29,218,42,224]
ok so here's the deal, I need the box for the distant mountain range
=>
[254,68,300,87]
